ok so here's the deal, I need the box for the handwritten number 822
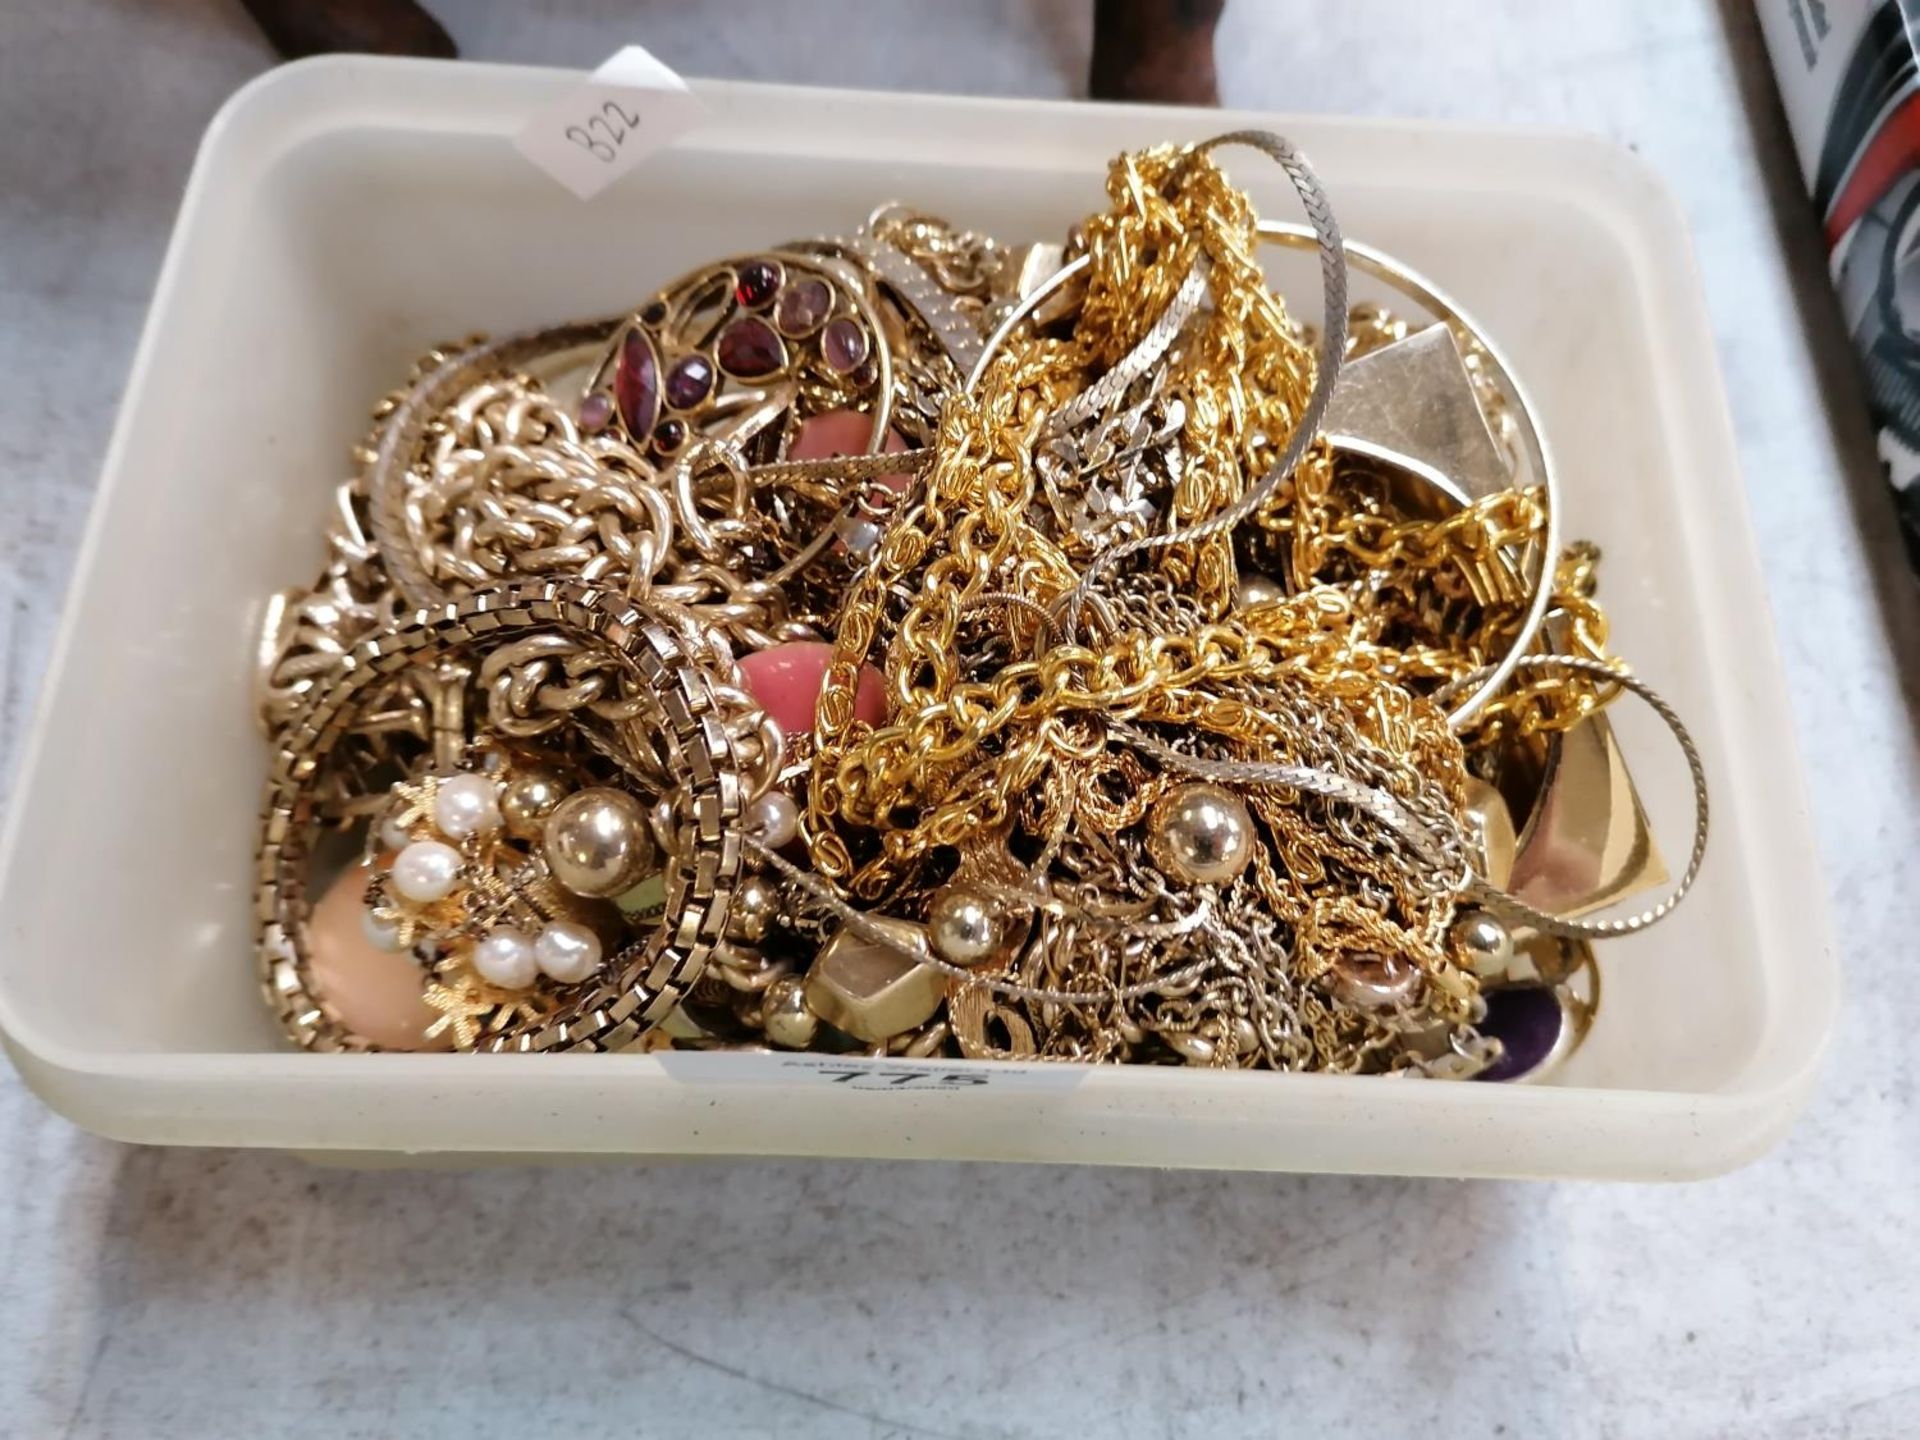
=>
[566,100,644,163]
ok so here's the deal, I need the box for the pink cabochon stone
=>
[740,641,888,738]
[308,861,452,1052]
[789,410,911,493]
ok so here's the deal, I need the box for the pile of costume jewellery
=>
[254,131,1707,1080]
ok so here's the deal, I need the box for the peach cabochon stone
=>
[307,861,453,1052]
[739,641,888,739]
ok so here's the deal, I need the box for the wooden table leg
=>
[239,0,456,60]
[1089,0,1225,105]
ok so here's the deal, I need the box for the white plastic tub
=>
[0,57,1836,1178]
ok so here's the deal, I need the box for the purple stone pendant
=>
[577,392,614,435]
[716,317,787,380]
[664,354,715,412]
[775,278,833,337]
[613,329,660,439]
[651,417,688,457]
[732,258,783,310]
[1474,986,1570,1082]
[588,252,887,459]
[821,316,871,376]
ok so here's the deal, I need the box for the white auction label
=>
[657,1052,1086,1093]
[514,45,707,200]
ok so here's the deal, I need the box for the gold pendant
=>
[1508,713,1668,919]
[1323,324,1510,512]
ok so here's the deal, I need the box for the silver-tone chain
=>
[1042,260,1210,437]
[842,229,986,374]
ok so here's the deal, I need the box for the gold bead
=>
[927,884,1026,967]
[1450,909,1517,980]
[499,768,567,840]
[1148,783,1254,886]
[761,975,819,1049]
[726,873,780,943]
[541,787,656,898]
[1330,949,1420,1009]
[803,917,941,1043]
[1234,571,1284,608]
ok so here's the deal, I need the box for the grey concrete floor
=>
[3,2,1919,1437]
